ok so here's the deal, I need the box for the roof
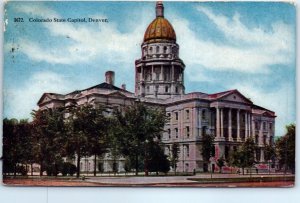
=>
[67,82,132,95]
[208,89,236,100]
[252,104,276,117]
[143,17,176,43]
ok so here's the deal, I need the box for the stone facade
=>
[38,2,275,173]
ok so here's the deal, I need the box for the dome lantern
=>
[156,1,164,17]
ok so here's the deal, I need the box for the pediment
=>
[108,91,127,98]
[262,111,275,117]
[220,91,253,104]
[37,94,52,105]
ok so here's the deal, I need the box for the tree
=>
[170,143,180,175]
[64,104,99,178]
[147,142,170,175]
[264,144,276,174]
[201,133,215,172]
[3,118,33,177]
[112,102,167,175]
[216,157,225,173]
[84,105,110,176]
[31,108,66,176]
[231,138,257,175]
[276,124,295,174]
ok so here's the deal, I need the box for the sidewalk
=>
[85,173,294,185]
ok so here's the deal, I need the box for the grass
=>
[187,176,295,183]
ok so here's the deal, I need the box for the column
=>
[151,65,154,81]
[216,107,220,139]
[179,110,182,140]
[193,107,198,138]
[259,121,263,146]
[171,65,175,82]
[228,108,233,141]
[245,112,248,139]
[248,113,251,138]
[220,108,224,139]
[160,65,163,81]
[237,109,241,141]
[141,66,144,81]
[251,115,255,139]
[260,148,265,162]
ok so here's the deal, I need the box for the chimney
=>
[105,71,115,85]
[121,84,126,90]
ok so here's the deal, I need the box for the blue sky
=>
[3,1,296,137]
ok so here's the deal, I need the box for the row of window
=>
[165,144,190,157]
[254,122,273,131]
[166,126,190,139]
[145,85,179,93]
[143,45,178,55]
[167,109,207,121]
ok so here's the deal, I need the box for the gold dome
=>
[143,2,176,43]
[143,17,176,43]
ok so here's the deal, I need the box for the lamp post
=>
[144,139,149,176]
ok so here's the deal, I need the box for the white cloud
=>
[229,82,295,137]
[13,4,153,67]
[4,71,74,119]
[169,6,294,79]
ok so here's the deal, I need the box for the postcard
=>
[2,1,295,187]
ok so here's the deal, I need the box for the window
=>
[175,86,178,93]
[202,126,207,136]
[165,146,170,156]
[166,112,171,118]
[149,47,152,54]
[155,85,159,92]
[186,109,190,120]
[186,145,190,157]
[202,109,206,120]
[255,122,259,130]
[186,126,190,137]
[269,123,272,130]
[163,46,167,54]
[146,86,150,93]
[168,129,171,139]
[263,135,267,145]
[175,128,178,138]
[156,73,159,80]
[263,122,266,130]
[156,46,159,53]
[269,136,273,145]
[165,86,169,93]
[175,112,178,120]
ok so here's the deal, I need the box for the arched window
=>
[163,46,167,54]
[175,86,179,93]
[156,46,159,53]
[149,47,152,54]
[165,86,169,93]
